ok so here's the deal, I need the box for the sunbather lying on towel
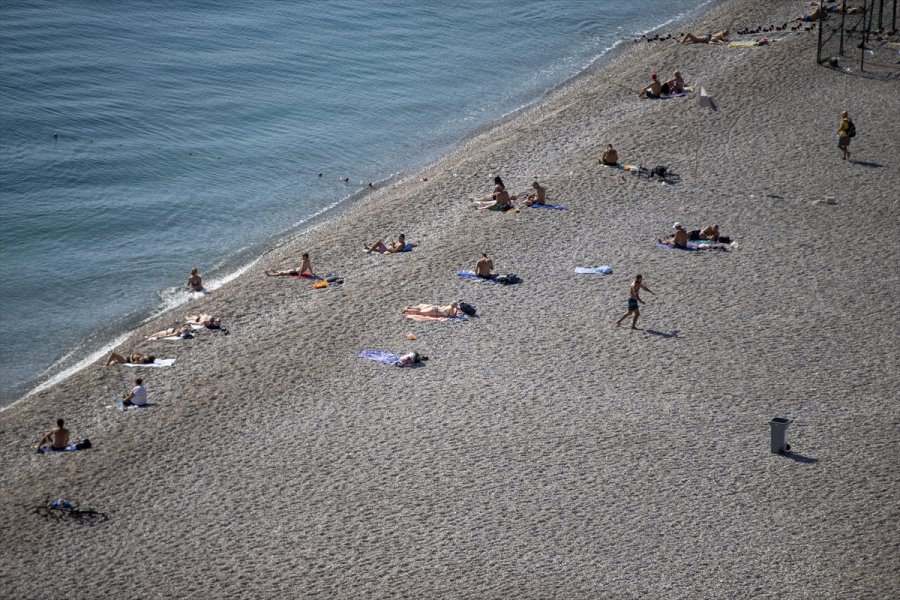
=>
[185,314,223,329]
[266,253,313,277]
[105,352,155,366]
[689,224,720,241]
[145,325,191,340]
[402,302,460,318]
[680,30,729,44]
[365,233,416,254]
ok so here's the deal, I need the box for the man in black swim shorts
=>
[615,274,655,329]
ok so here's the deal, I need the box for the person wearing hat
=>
[638,73,663,99]
[660,223,689,249]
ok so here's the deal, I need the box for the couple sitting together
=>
[638,71,686,99]
[660,223,729,248]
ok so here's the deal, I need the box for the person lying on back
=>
[366,233,415,254]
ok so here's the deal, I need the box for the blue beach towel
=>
[528,203,566,210]
[458,270,500,283]
[358,350,402,365]
[115,399,152,411]
[575,266,613,275]
[38,444,79,454]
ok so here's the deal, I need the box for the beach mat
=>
[458,270,500,283]
[38,444,79,454]
[357,350,402,365]
[124,358,176,368]
[114,400,153,411]
[600,163,642,173]
[575,266,613,275]
[404,313,468,323]
[527,203,566,210]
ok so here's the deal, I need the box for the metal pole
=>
[878,0,884,30]
[840,7,846,55]
[817,0,825,63]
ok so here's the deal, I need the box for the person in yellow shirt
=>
[837,111,853,160]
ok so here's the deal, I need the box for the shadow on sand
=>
[781,451,818,464]
[644,329,680,339]
[849,159,883,168]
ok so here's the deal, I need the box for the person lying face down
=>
[402,301,460,318]
[105,352,155,366]
[679,30,729,44]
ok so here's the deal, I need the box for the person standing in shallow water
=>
[615,274,655,329]
[187,267,204,292]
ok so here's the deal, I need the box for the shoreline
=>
[2,0,721,409]
[3,0,899,596]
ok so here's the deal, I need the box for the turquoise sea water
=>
[0,0,708,405]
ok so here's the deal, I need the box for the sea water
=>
[0,0,708,406]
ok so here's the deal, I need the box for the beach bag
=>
[458,302,476,316]
[312,280,328,289]
[718,235,732,244]
[498,273,521,285]
[75,439,91,451]
[651,165,668,178]
[205,317,221,329]
[847,120,856,138]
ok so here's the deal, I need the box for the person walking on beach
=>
[35,418,69,451]
[837,111,854,160]
[122,377,148,407]
[615,274,655,329]
[187,267,204,292]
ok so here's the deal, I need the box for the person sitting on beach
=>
[35,418,69,451]
[186,267,204,292]
[667,71,686,94]
[402,302,460,318]
[599,144,619,166]
[638,73,664,98]
[122,377,148,407]
[105,352,155,366]
[659,222,689,249]
[475,253,497,278]
[524,181,546,206]
[477,176,505,200]
[471,187,514,211]
[365,233,415,254]
[679,30,729,44]
[689,224,720,241]
[266,253,313,277]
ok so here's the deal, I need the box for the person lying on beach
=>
[185,314,223,329]
[266,253,313,277]
[667,71,686,94]
[638,73,664,98]
[402,302,460,318]
[105,352,156,366]
[365,233,415,254]
[35,418,69,451]
[122,377,148,407]
[475,253,497,278]
[186,268,204,292]
[599,144,619,166]
[144,325,191,340]
[795,7,823,21]
[659,222,689,249]
[679,30,729,44]
[829,3,864,14]
[524,181,546,206]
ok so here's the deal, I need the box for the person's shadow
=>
[782,451,818,464]
[644,329,680,339]
[849,159,883,168]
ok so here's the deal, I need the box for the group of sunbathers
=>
[469,176,549,210]
[659,222,728,249]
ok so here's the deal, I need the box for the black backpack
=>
[847,120,856,138]
[458,302,476,316]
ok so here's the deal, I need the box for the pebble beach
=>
[2,0,898,597]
